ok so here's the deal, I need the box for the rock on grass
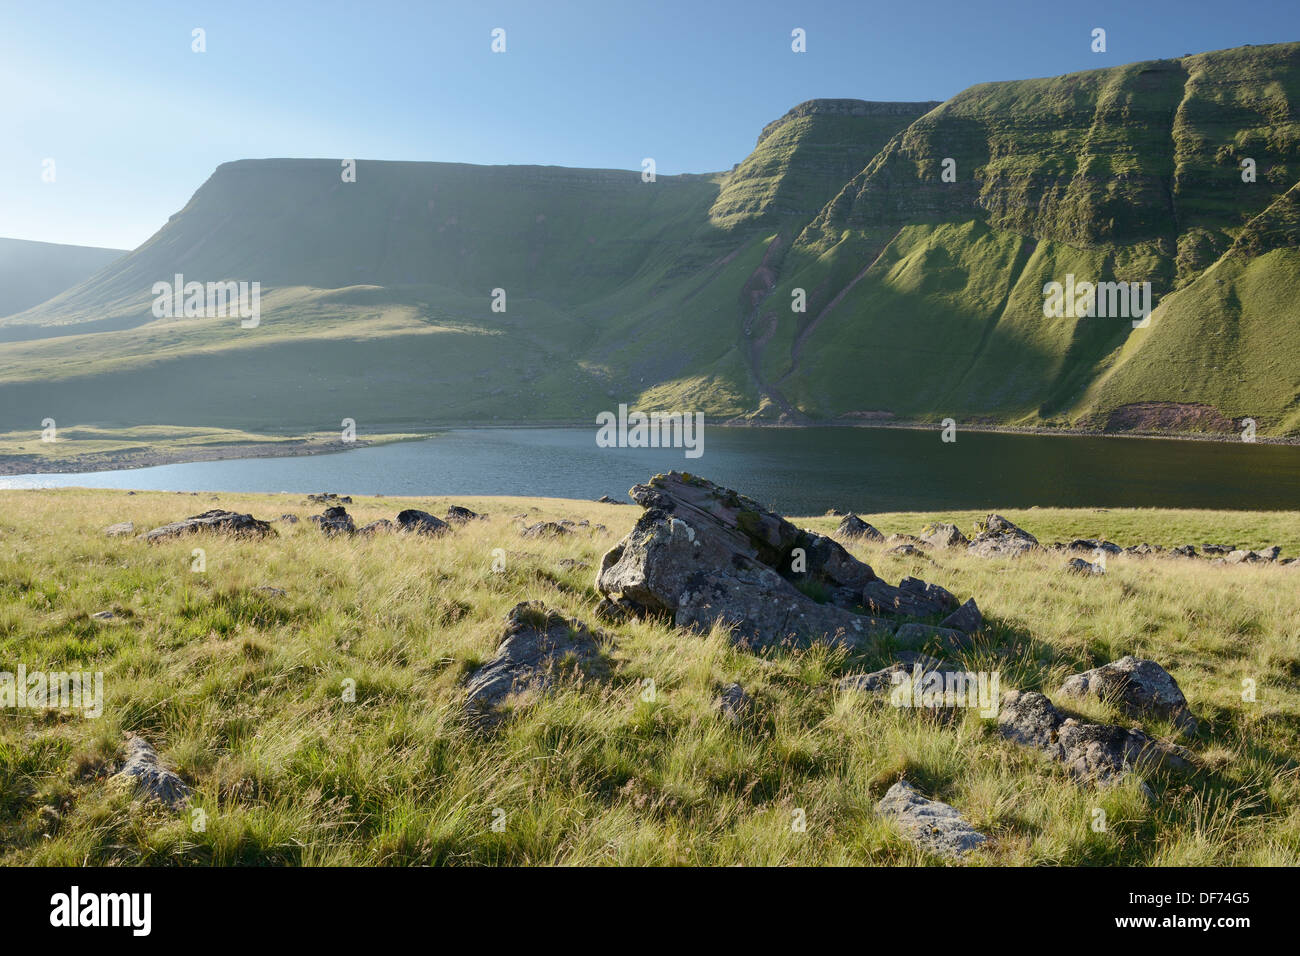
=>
[1058,656,1198,735]
[877,780,987,858]
[113,734,190,809]
[143,510,275,543]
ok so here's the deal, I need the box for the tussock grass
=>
[1,489,1297,865]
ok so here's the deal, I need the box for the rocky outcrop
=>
[877,781,987,858]
[113,734,190,809]
[596,473,972,650]
[143,509,275,543]
[967,515,1039,558]
[998,690,1192,789]
[464,602,610,722]
[1058,656,1198,735]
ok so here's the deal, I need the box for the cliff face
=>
[2,43,1298,437]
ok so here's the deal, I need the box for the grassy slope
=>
[0,238,125,320]
[2,45,1299,451]
[1,489,1298,865]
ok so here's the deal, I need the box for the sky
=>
[3,0,1298,250]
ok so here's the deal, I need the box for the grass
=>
[1,488,1298,865]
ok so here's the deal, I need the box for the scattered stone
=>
[311,506,355,536]
[114,734,190,809]
[1124,543,1163,556]
[918,522,969,549]
[967,514,1040,558]
[444,505,483,524]
[144,510,275,543]
[464,602,610,722]
[1059,656,1198,735]
[279,514,299,524]
[91,610,116,621]
[998,690,1192,789]
[1064,557,1104,575]
[357,519,395,534]
[836,515,883,541]
[885,542,927,558]
[103,522,134,537]
[396,509,450,535]
[885,533,919,546]
[715,683,751,725]
[1201,544,1233,556]
[939,598,982,634]
[521,521,570,539]
[877,781,987,858]
[1170,544,1197,558]
[1226,546,1280,564]
[307,493,352,504]
[1066,538,1122,555]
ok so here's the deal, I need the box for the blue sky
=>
[3,0,1298,249]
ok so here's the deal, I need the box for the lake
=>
[2,427,1298,515]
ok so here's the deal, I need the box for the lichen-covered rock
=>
[114,734,190,809]
[144,509,275,543]
[997,690,1192,789]
[877,780,987,858]
[1058,656,1198,735]
[967,514,1040,558]
[918,522,969,549]
[836,514,883,541]
[464,602,610,721]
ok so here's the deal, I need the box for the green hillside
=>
[2,41,1298,453]
[0,238,124,321]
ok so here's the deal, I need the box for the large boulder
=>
[967,514,1040,558]
[877,781,987,858]
[396,509,450,535]
[998,690,1191,789]
[1058,656,1197,735]
[597,473,963,650]
[144,509,275,543]
[464,602,610,722]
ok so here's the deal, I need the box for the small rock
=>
[311,506,355,536]
[114,734,190,809]
[967,514,1040,558]
[521,521,570,539]
[918,523,969,549]
[279,513,299,524]
[1059,656,1197,735]
[885,542,927,557]
[877,780,987,858]
[557,558,591,571]
[445,505,483,524]
[1064,557,1104,575]
[357,519,395,534]
[91,610,116,621]
[715,683,751,725]
[103,522,135,537]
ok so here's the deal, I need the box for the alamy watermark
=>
[890,665,1000,718]
[1,665,103,718]
[1043,274,1152,328]
[151,273,261,328]
[596,404,704,458]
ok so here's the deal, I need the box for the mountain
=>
[0,238,125,319]
[1,41,1298,440]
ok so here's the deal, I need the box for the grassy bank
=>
[1,489,1298,865]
